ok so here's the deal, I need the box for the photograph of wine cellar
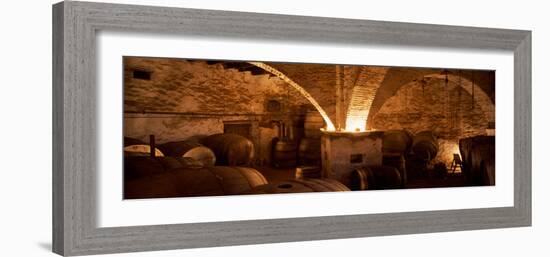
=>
[123,56,496,199]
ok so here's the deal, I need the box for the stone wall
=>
[124,57,317,164]
[321,131,384,187]
[370,77,493,166]
[123,57,495,168]
[124,57,310,114]
[367,68,495,128]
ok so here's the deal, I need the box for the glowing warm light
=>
[344,114,368,132]
[324,118,336,131]
[452,144,461,157]
[345,73,376,132]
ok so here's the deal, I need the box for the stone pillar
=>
[335,65,344,131]
[320,130,384,187]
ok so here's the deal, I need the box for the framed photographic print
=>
[52,1,531,256]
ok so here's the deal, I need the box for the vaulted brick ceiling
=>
[366,68,495,128]
[126,58,495,132]
[264,63,495,130]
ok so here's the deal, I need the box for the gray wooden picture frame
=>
[52,1,531,256]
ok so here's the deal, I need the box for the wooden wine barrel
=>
[156,156,184,170]
[349,166,402,190]
[383,130,413,154]
[459,136,495,186]
[382,154,407,186]
[125,156,208,181]
[480,159,496,186]
[178,157,206,169]
[158,140,216,167]
[298,137,321,165]
[412,131,438,161]
[459,136,494,170]
[272,140,297,168]
[201,133,254,166]
[404,154,427,179]
[349,167,369,191]
[459,137,475,179]
[247,178,349,194]
[459,139,472,171]
[295,166,321,179]
[124,137,164,157]
[124,166,268,199]
[155,156,205,170]
[304,111,325,138]
[124,156,166,180]
[372,166,403,189]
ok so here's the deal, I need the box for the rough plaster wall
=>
[124,57,316,163]
[125,114,236,143]
[124,115,213,144]
[371,78,492,166]
[124,58,309,114]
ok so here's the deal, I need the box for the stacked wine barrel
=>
[349,165,402,190]
[382,154,407,187]
[382,130,413,154]
[125,165,268,199]
[404,131,440,179]
[272,139,298,168]
[124,155,214,181]
[295,166,322,179]
[459,135,495,186]
[124,156,166,180]
[298,111,325,166]
[124,137,164,157]
[303,110,325,138]
[124,133,264,199]
[158,140,216,167]
[298,138,321,166]
[201,133,255,166]
[247,178,349,194]
[381,130,412,187]
[411,131,439,161]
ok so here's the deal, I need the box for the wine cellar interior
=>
[123,56,496,199]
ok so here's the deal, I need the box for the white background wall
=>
[0,0,547,256]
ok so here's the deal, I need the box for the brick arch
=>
[423,73,495,123]
[367,71,495,128]
[248,62,336,131]
[344,66,389,131]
